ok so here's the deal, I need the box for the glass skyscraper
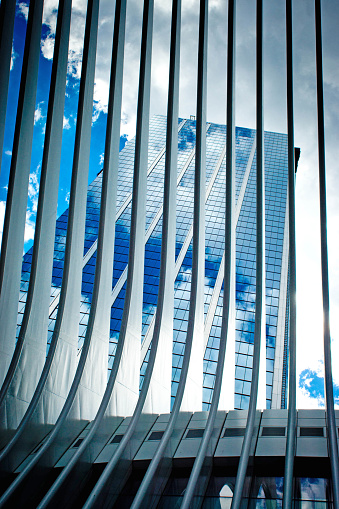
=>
[17,114,289,412]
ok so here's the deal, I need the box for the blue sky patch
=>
[299,367,339,406]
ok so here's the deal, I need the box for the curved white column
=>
[0,0,101,493]
[35,4,178,506]
[283,1,297,507]
[0,0,73,435]
[0,0,44,386]
[314,0,339,506]
[0,0,16,174]
[180,0,208,414]
[181,0,236,506]
[231,1,266,505]
[107,0,154,418]
[143,0,181,415]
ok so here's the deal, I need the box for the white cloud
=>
[297,386,324,410]
[39,0,87,81]
[10,47,17,71]
[41,34,55,60]
[18,2,29,21]
[63,116,71,129]
[5,150,12,156]
[28,169,40,213]
[24,211,36,244]
[34,103,44,125]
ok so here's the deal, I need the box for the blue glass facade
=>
[17,115,288,411]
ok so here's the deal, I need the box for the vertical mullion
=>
[315,1,339,507]
[231,0,265,506]
[283,0,297,507]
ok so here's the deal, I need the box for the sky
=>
[0,0,338,409]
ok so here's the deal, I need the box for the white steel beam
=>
[0,0,73,434]
[0,0,101,498]
[181,0,236,505]
[0,0,44,386]
[0,0,16,175]
[283,0,297,506]
[314,0,339,506]
[231,0,265,505]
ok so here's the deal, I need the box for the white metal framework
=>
[0,0,337,507]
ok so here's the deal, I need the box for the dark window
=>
[261,427,285,437]
[148,431,164,441]
[223,428,245,437]
[186,428,204,439]
[300,427,324,437]
[72,438,84,448]
[111,434,124,444]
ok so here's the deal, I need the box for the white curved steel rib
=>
[39,0,175,502]
[314,0,339,506]
[35,3,128,507]
[98,0,154,420]
[180,0,236,506]
[231,0,265,506]
[58,1,154,506]
[0,0,44,387]
[82,1,210,506]
[122,1,208,507]
[131,137,256,509]
[62,5,182,505]
[77,0,205,507]
[0,0,16,174]
[0,0,101,503]
[0,0,73,436]
[177,0,207,414]
[282,0,297,506]
[142,0,180,416]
